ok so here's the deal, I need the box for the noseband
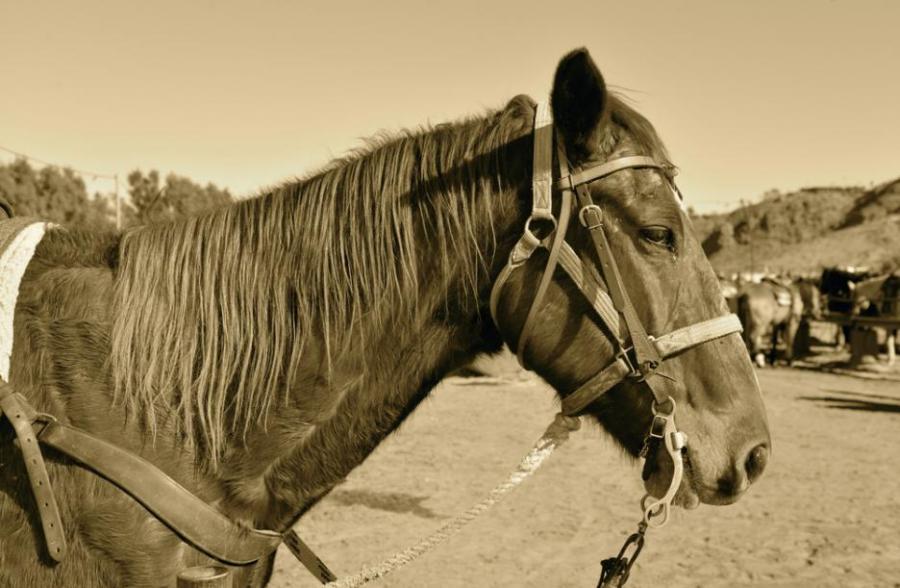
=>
[490,101,742,417]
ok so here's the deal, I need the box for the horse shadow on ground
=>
[799,389,900,414]
[326,489,444,519]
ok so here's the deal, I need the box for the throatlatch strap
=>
[516,190,573,365]
[488,103,555,330]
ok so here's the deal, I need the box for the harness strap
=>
[34,419,287,566]
[0,383,335,579]
[572,182,664,388]
[513,103,560,363]
[0,382,66,561]
[560,314,742,416]
[555,156,663,192]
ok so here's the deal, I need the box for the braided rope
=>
[325,413,581,588]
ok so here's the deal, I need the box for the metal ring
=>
[651,396,676,417]
[643,500,670,528]
[523,214,556,242]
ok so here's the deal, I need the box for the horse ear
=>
[551,48,608,162]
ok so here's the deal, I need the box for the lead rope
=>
[324,413,581,588]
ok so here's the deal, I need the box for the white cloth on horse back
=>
[0,219,51,380]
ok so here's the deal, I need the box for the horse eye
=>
[639,226,674,248]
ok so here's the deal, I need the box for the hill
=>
[692,177,900,275]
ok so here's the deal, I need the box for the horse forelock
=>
[110,95,537,465]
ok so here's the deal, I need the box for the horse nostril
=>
[744,443,769,484]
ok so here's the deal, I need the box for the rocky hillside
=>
[692,177,900,275]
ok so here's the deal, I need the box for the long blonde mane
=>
[111,96,537,462]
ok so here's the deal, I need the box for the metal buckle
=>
[578,204,603,229]
[615,347,640,380]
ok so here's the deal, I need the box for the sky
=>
[1,0,898,212]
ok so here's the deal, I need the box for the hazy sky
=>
[1,0,897,212]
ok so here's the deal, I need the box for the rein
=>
[490,102,743,586]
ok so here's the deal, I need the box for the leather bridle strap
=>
[560,314,742,416]
[491,103,580,366]
[568,159,666,383]
[0,381,66,561]
[490,102,743,416]
[513,101,565,364]
[555,156,669,192]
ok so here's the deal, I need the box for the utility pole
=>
[115,174,121,230]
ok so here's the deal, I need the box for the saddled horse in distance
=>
[1,49,770,587]
[738,278,804,367]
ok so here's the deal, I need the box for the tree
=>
[0,159,116,231]
[127,170,232,225]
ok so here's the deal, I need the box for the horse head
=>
[491,48,770,509]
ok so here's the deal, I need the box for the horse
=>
[1,48,770,587]
[795,277,821,320]
[820,267,877,347]
[737,278,804,367]
[718,274,741,314]
[793,276,822,356]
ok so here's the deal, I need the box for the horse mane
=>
[110,91,670,464]
[111,95,538,462]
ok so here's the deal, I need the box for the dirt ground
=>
[268,364,900,588]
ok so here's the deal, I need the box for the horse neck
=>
[182,103,536,528]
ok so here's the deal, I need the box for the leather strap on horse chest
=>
[0,378,336,582]
[0,380,66,561]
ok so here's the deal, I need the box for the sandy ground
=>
[268,365,900,588]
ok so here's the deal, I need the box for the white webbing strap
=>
[652,313,743,358]
[556,243,621,338]
[531,102,554,219]
[560,314,743,416]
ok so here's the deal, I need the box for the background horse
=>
[1,49,769,587]
[793,276,822,356]
[795,277,822,320]
[738,279,804,367]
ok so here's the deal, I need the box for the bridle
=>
[489,102,743,586]
[490,101,742,407]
